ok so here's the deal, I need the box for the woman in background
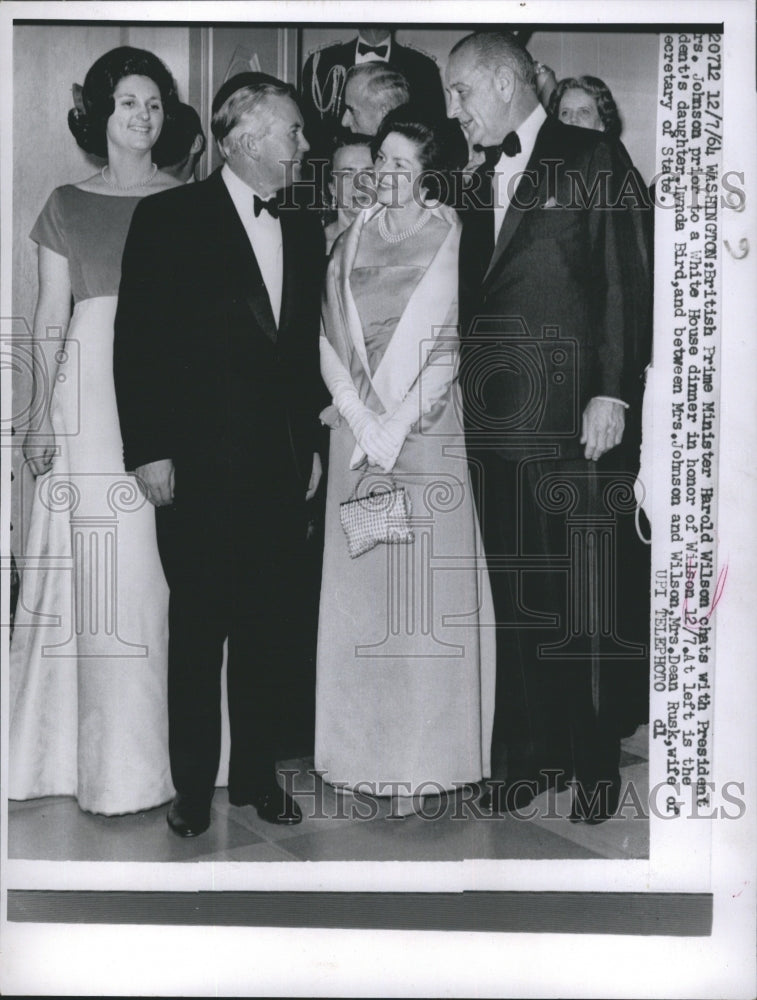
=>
[10,46,180,815]
[316,111,495,817]
[548,75,622,138]
[322,133,374,253]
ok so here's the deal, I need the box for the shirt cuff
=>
[592,395,629,409]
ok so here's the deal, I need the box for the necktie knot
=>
[357,41,389,58]
[254,194,279,219]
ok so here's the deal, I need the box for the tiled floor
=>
[7,726,649,862]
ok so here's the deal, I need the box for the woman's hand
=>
[372,412,413,473]
[356,412,399,470]
[23,246,72,479]
[23,413,56,477]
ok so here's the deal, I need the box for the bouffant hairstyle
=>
[371,107,466,200]
[371,109,445,173]
[68,46,178,159]
[548,75,623,139]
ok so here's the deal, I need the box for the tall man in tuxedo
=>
[446,32,652,822]
[114,74,325,836]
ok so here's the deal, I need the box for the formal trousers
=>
[467,447,650,791]
[155,468,306,805]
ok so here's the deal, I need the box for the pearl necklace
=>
[101,163,158,191]
[378,207,430,243]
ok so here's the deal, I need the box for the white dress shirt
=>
[354,34,391,64]
[492,104,627,410]
[492,102,547,242]
[222,163,283,326]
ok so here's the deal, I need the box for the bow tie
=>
[253,194,279,219]
[483,131,522,164]
[357,41,389,58]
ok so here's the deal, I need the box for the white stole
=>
[327,201,461,417]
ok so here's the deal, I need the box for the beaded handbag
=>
[339,474,414,559]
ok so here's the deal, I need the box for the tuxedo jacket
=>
[300,38,447,153]
[114,168,325,506]
[459,116,652,462]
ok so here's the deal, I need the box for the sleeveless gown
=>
[315,251,496,798]
[9,186,174,815]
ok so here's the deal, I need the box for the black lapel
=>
[389,40,406,69]
[483,117,561,285]
[210,168,278,345]
[277,203,299,343]
[460,164,495,298]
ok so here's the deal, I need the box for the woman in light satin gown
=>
[316,111,496,818]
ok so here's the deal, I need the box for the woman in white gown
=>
[316,111,496,816]
[10,47,181,815]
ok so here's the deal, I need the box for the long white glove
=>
[375,338,460,473]
[321,335,397,468]
[375,409,413,473]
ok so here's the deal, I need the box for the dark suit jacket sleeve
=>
[114,197,179,471]
[299,213,329,461]
[584,139,653,408]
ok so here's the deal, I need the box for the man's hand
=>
[580,398,625,462]
[306,452,322,501]
[135,458,174,506]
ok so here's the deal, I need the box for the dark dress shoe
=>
[569,777,621,825]
[479,779,539,815]
[227,788,256,807]
[167,795,211,837]
[253,786,302,825]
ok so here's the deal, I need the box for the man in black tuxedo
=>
[447,32,652,822]
[300,26,446,159]
[114,73,325,836]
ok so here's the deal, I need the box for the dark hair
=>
[320,132,374,221]
[153,102,206,168]
[68,46,178,159]
[371,109,446,173]
[548,75,622,139]
[370,108,467,201]
[450,31,536,89]
[331,130,374,159]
